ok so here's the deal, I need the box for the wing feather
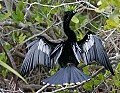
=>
[74,32,114,75]
[20,37,63,76]
[72,43,82,63]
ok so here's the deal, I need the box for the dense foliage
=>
[0,0,120,92]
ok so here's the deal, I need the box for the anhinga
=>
[20,9,114,85]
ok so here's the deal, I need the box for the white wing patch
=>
[20,37,63,76]
[38,39,50,55]
[72,43,82,63]
[82,34,94,52]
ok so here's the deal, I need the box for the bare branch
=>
[24,1,97,9]
[36,84,50,93]
[0,40,17,70]
[0,21,28,29]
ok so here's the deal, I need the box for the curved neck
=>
[63,17,76,41]
[63,19,70,33]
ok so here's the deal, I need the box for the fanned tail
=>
[42,65,90,85]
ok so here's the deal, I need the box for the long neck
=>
[63,19,70,33]
[63,17,76,41]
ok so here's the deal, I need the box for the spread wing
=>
[20,37,63,76]
[73,32,114,75]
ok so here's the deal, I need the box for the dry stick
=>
[24,1,97,18]
[24,1,97,9]
[92,74,112,93]
[103,29,120,51]
[0,41,17,70]
[36,84,50,93]
[0,41,19,91]
[104,28,116,41]
[92,59,119,93]
[0,21,26,29]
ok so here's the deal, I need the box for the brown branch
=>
[0,40,18,84]
[0,21,26,28]
[109,54,120,60]
[36,84,50,93]
[0,40,17,70]
[13,51,25,59]
[22,84,55,92]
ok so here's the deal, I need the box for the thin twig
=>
[105,28,116,41]
[0,40,17,70]
[36,84,50,93]
[24,1,97,9]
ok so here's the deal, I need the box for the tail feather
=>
[42,65,90,85]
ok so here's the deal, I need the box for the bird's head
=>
[64,10,77,22]
[63,8,83,23]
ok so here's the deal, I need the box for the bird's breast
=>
[58,42,78,67]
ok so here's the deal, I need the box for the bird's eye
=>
[73,10,76,13]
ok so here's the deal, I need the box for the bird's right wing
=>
[20,37,63,76]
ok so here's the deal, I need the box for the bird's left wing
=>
[73,32,114,75]
[20,37,63,76]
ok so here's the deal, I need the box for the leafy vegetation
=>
[0,0,120,92]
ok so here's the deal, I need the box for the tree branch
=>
[0,21,29,30]
[36,84,50,93]
[0,40,17,70]
[24,0,97,9]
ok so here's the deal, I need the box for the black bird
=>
[20,9,114,85]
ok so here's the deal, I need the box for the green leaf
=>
[12,7,24,22]
[47,20,52,26]
[5,42,11,50]
[94,80,101,86]
[19,33,27,43]
[0,4,2,9]
[83,66,90,75]
[25,22,32,27]
[0,60,28,84]
[50,70,55,75]
[99,0,108,9]
[117,63,120,70]
[109,9,120,24]
[35,17,44,23]
[114,0,120,8]
[104,19,118,30]
[0,52,7,62]
[18,1,24,10]
[83,81,93,91]
[0,13,11,21]
[76,30,83,41]
[2,70,8,77]
[51,8,57,14]
[71,16,79,24]
[82,18,88,25]
[97,74,105,80]
[114,80,120,87]
[105,70,110,75]
[116,73,120,80]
